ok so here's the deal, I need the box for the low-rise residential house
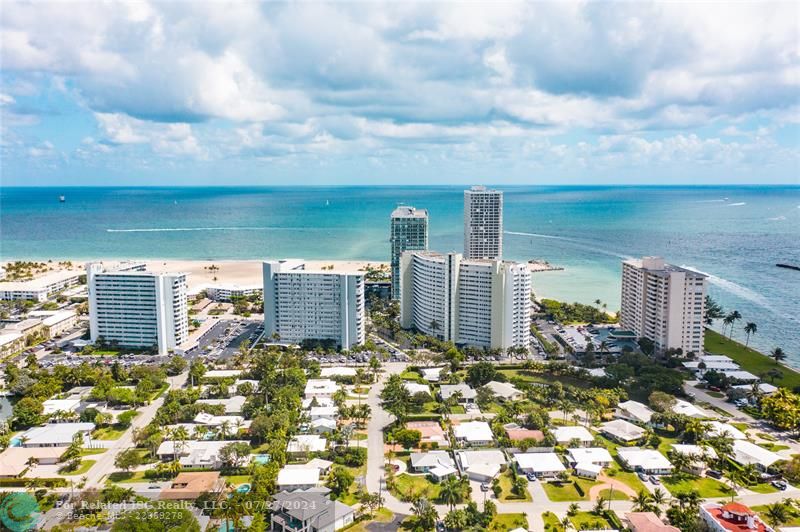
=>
[454,449,506,482]
[319,367,357,378]
[302,397,335,409]
[287,435,327,454]
[277,466,322,492]
[567,448,613,468]
[731,440,782,471]
[28,310,79,338]
[403,382,431,396]
[421,367,444,382]
[157,440,252,469]
[574,461,603,479]
[669,444,717,475]
[304,379,340,400]
[0,332,25,358]
[0,447,64,477]
[440,384,477,404]
[453,421,494,446]
[732,383,777,395]
[671,399,708,419]
[42,398,82,417]
[409,451,457,481]
[514,452,565,478]
[504,424,545,444]
[193,413,250,431]
[600,419,646,443]
[615,400,654,425]
[407,421,449,448]
[485,381,523,401]
[553,426,594,447]
[724,371,760,383]
[700,502,773,532]
[625,512,680,532]
[308,406,338,421]
[309,418,337,434]
[160,472,225,500]
[197,396,246,415]
[272,489,355,532]
[705,421,747,440]
[617,447,673,475]
[18,423,95,447]
[203,369,244,379]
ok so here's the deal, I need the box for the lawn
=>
[542,511,563,531]
[496,470,531,502]
[541,477,598,501]
[345,508,394,532]
[222,474,250,486]
[400,370,424,382]
[92,425,128,440]
[488,513,528,531]
[759,442,790,452]
[391,473,441,501]
[79,448,107,456]
[705,329,800,389]
[107,471,149,484]
[753,504,800,526]
[662,475,732,498]
[498,368,592,390]
[60,459,95,475]
[598,488,630,500]
[604,468,647,495]
[748,482,778,494]
[571,511,615,531]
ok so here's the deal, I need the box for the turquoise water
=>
[1,185,798,366]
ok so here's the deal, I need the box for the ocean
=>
[1,185,799,367]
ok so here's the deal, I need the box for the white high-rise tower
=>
[390,206,428,300]
[464,185,503,260]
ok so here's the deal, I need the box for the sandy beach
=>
[2,259,389,293]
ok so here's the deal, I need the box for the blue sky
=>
[1,1,798,186]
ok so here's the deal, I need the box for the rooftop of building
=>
[266,259,371,276]
[0,268,82,291]
[623,256,707,277]
[391,205,428,218]
[159,472,223,500]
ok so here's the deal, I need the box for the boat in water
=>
[59,195,66,202]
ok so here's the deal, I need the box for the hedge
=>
[0,478,67,488]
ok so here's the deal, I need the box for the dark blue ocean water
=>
[1,185,798,365]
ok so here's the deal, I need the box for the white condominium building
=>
[262,260,365,350]
[464,185,503,260]
[0,270,83,302]
[390,205,429,300]
[87,262,189,355]
[400,251,530,350]
[620,256,707,354]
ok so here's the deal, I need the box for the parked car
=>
[649,475,660,485]
[706,469,722,479]
[526,473,537,481]
[637,472,648,482]
[771,480,787,491]
[480,483,489,492]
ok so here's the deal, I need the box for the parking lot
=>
[188,319,261,360]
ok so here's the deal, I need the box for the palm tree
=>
[746,382,763,406]
[438,476,464,510]
[743,322,757,347]
[651,487,668,506]
[764,502,788,528]
[632,490,653,512]
[770,347,787,364]
[560,516,574,531]
[726,310,742,339]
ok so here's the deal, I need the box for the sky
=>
[1,1,799,186]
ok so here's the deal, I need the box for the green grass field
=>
[571,511,615,531]
[107,471,149,484]
[705,330,800,389]
[662,475,732,498]
[79,448,107,456]
[496,470,532,502]
[391,473,441,501]
[92,425,128,440]
[541,477,598,501]
[488,513,528,531]
[542,511,563,531]
[753,504,800,526]
[60,459,95,475]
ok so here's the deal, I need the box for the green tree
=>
[114,448,142,472]
[743,322,757,347]
[394,429,422,450]
[411,497,438,530]
[770,347,787,364]
[12,397,43,428]
[466,362,497,387]
[326,466,354,497]
[438,476,466,509]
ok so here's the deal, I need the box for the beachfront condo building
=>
[0,269,83,302]
[620,256,707,354]
[87,262,189,355]
[464,185,503,260]
[262,260,365,350]
[399,251,531,350]
[390,205,429,300]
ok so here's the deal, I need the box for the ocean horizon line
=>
[2,183,799,190]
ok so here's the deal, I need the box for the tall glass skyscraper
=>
[390,205,429,299]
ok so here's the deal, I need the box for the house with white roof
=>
[731,440,783,471]
[617,447,673,475]
[485,381,523,401]
[277,465,322,491]
[204,369,244,379]
[320,367,357,378]
[454,449,506,482]
[732,383,777,395]
[616,401,654,425]
[42,398,82,416]
[307,406,338,421]
[671,399,708,419]
[553,425,595,447]
[567,448,613,467]
[706,421,747,440]
[157,440,252,469]
[309,418,337,434]
[193,413,250,431]
[600,419,646,443]
[440,384,477,403]
[724,371,760,383]
[304,379,340,400]
[302,396,335,409]
[515,452,565,478]
[453,421,494,446]
[421,367,444,382]
[287,435,327,454]
[19,423,95,447]
[197,396,246,415]
[410,451,457,481]
[403,382,431,396]
[670,444,717,475]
